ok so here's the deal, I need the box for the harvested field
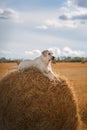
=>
[0,63,17,80]
[0,62,87,129]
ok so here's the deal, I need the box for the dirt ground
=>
[0,62,87,128]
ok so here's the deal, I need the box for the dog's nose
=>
[52,56,55,60]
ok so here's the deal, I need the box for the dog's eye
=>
[48,53,51,55]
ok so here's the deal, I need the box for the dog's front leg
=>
[48,71,62,83]
[42,71,53,81]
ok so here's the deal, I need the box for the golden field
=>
[0,62,87,127]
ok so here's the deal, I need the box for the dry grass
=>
[0,62,87,129]
[0,67,81,130]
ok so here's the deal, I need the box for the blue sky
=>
[0,0,87,59]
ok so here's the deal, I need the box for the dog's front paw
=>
[55,77,62,84]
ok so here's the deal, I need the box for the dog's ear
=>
[42,50,48,57]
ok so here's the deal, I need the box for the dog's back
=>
[18,59,33,70]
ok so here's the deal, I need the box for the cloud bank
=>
[0,47,85,59]
[17,47,85,59]
[48,47,85,57]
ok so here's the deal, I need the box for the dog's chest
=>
[39,63,50,72]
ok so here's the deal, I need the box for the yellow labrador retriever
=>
[18,50,61,83]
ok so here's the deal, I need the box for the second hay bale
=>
[0,67,81,130]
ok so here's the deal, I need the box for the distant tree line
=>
[0,57,87,63]
[55,56,87,63]
[0,57,21,64]
[51,56,87,63]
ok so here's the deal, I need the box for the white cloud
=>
[0,8,20,22]
[24,49,41,59]
[48,47,61,57]
[36,18,77,29]
[0,47,85,59]
[0,50,12,54]
[45,19,63,28]
[59,0,87,25]
[47,19,78,28]
[33,50,41,54]
[63,47,85,57]
[58,0,87,28]
[25,51,34,55]
[0,50,14,59]
[24,47,85,59]
[36,25,48,30]
[59,1,87,21]
[48,47,85,57]
[36,0,87,29]
[25,50,41,55]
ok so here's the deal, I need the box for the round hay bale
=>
[0,67,81,130]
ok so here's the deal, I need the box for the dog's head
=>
[42,50,55,63]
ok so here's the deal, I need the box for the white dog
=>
[18,50,61,83]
